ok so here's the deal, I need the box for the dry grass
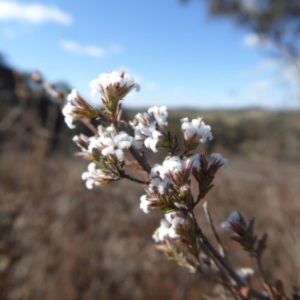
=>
[0,105,300,299]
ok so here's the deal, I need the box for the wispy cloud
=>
[242,33,264,48]
[0,1,72,25]
[279,60,300,98]
[60,40,106,58]
[238,58,278,78]
[240,57,300,96]
[60,40,126,59]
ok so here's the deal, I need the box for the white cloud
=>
[279,60,300,98]
[85,46,106,58]
[60,40,127,59]
[60,40,106,58]
[237,58,278,79]
[281,62,300,86]
[0,1,72,25]
[242,57,300,98]
[256,59,278,73]
[242,33,264,48]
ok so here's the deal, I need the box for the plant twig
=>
[80,118,99,136]
[255,254,268,284]
[129,146,152,174]
[193,215,270,300]
[203,201,226,258]
[119,171,148,184]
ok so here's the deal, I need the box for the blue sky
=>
[0,0,299,109]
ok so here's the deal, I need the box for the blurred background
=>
[0,0,300,299]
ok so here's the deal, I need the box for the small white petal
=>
[140,195,151,214]
[220,211,241,231]
[211,153,229,167]
[168,227,180,239]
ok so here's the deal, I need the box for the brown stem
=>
[197,265,239,300]
[80,119,99,136]
[199,255,240,300]
[191,213,270,300]
[119,171,148,185]
[255,254,268,284]
[203,201,226,258]
[192,212,245,287]
[129,146,152,174]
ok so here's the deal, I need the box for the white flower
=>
[62,103,76,129]
[152,219,170,242]
[165,211,185,239]
[143,129,162,153]
[147,155,200,192]
[186,153,201,171]
[62,89,95,129]
[62,101,77,129]
[88,127,133,162]
[152,212,186,242]
[140,195,152,214]
[236,268,254,281]
[73,134,88,150]
[131,106,168,153]
[89,70,140,98]
[149,177,169,194]
[81,162,118,188]
[148,163,170,194]
[163,154,200,175]
[197,121,213,143]
[165,211,185,226]
[220,211,241,231]
[148,106,168,126]
[211,153,229,167]
[81,163,101,189]
[181,117,213,143]
[67,89,78,102]
[162,156,183,173]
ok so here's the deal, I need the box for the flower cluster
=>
[32,62,300,300]
[79,127,135,188]
[181,117,213,150]
[64,70,226,275]
[73,126,134,162]
[81,162,120,189]
[152,211,187,242]
[89,70,140,119]
[62,69,289,300]
[62,70,139,129]
[88,126,134,162]
[89,70,140,98]
[62,89,99,129]
[131,106,168,152]
[139,154,200,213]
